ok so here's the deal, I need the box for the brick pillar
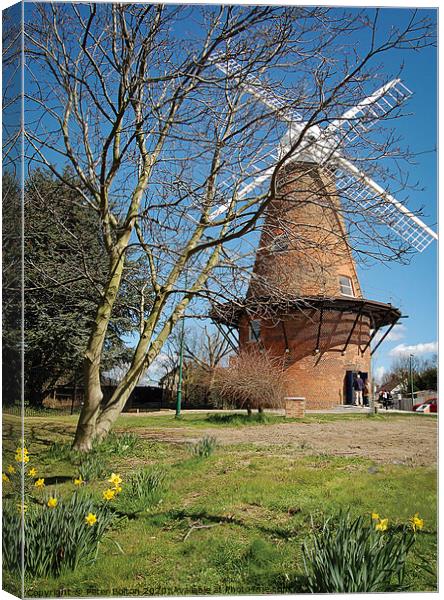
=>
[285,396,305,418]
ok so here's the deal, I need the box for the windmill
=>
[209,53,437,412]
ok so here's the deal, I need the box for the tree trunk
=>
[258,406,264,414]
[72,358,103,451]
[72,251,126,451]
[94,377,139,441]
[247,407,252,417]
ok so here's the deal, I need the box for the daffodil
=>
[375,518,388,531]
[371,512,380,520]
[85,512,97,526]
[74,476,84,486]
[28,467,37,477]
[15,448,30,463]
[108,473,122,486]
[113,484,122,493]
[47,497,58,508]
[7,465,16,474]
[2,473,10,483]
[410,513,424,531]
[103,488,115,501]
[16,502,28,514]
[34,478,45,488]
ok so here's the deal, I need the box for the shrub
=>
[190,436,218,458]
[302,511,416,593]
[2,493,115,578]
[211,349,287,412]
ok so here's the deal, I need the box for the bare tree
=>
[24,4,435,449]
[159,325,232,406]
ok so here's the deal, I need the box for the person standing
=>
[353,373,364,406]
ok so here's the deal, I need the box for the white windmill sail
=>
[209,53,437,252]
[326,79,413,145]
[211,52,303,123]
[325,159,438,252]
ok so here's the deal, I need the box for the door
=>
[345,371,369,405]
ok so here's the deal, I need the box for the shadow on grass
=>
[163,507,302,540]
[156,508,310,593]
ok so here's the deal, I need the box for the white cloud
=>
[373,323,406,344]
[374,366,386,383]
[389,341,438,357]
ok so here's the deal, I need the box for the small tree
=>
[159,327,232,407]
[211,349,288,415]
[383,354,437,395]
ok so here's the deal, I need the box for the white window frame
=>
[339,275,355,298]
[249,319,261,342]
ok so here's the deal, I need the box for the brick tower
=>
[212,160,401,410]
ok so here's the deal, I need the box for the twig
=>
[182,523,219,541]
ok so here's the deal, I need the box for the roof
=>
[210,295,402,330]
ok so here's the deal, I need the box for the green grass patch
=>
[2,412,437,596]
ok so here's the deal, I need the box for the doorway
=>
[345,371,368,405]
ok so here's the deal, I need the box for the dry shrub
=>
[211,349,288,411]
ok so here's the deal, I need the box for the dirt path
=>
[129,417,437,466]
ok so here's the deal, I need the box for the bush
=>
[211,349,287,412]
[302,511,416,593]
[2,493,115,578]
[190,436,218,458]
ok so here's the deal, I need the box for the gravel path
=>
[130,417,437,466]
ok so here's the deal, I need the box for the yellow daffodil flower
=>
[375,518,388,531]
[103,488,115,501]
[410,513,424,531]
[2,473,10,483]
[108,473,122,486]
[371,512,380,520]
[7,465,16,474]
[34,478,45,488]
[74,476,84,486]
[28,467,37,477]
[16,502,28,514]
[113,484,122,493]
[47,497,58,508]
[85,512,97,526]
[15,449,30,463]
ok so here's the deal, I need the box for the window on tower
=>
[249,319,261,342]
[339,275,355,297]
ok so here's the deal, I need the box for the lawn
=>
[2,411,437,596]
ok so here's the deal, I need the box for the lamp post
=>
[176,269,188,419]
[175,314,185,419]
[409,354,415,405]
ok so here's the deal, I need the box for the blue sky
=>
[349,8,438,381]
[16,1,438,384]
[144,5,438,384]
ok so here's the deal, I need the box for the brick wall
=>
[248,162,362,300]
[239,309,371,410]
[285,397,306,418]
[238,161,372,410]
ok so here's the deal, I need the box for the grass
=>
[2,411,437,596]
